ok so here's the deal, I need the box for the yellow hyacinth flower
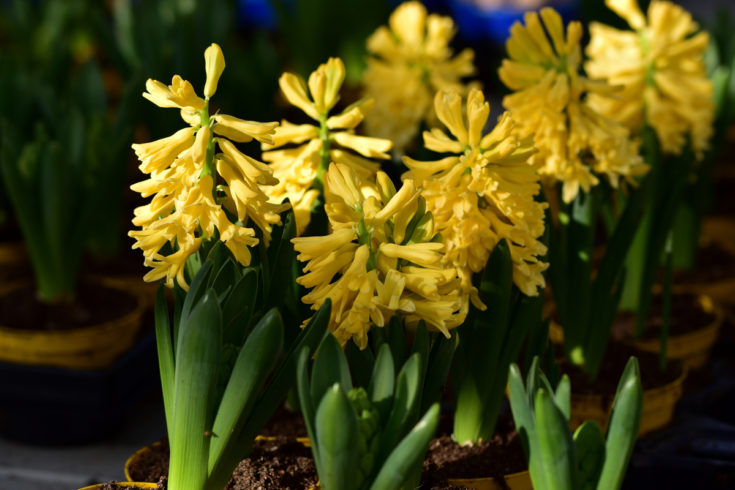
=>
[585,0,714,158]
[362,1,477,155]
[129,43,286,289]
[404,89,548,300]
[499,8,647,203]
[292,163,464,349]
[262,57,392,235]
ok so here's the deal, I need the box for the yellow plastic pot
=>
[447,470,532,489]
[79,483,157,490]
[0,277,145,369]
[628,295,724,370]
[570,366,687,438]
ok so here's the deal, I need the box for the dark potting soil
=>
[260,405,307,438]
[674,243,735,283]
[225,436,317,490]
[612,293,717,341]
[126,437,317,489]
[0,281,137,331]
[127,439,169,483]
[420,416,526,490]
[557,341,683,396]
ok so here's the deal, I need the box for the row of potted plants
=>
[0,0,733,487]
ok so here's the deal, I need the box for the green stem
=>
[199,100,215,179]
[314,114,330,193]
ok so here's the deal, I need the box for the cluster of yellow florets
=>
[129,44,285,289]
[585,0,713,158]
[130,0,714,349]
[499,8,647,203]
[361,1,477,155]
[293,163,465,347]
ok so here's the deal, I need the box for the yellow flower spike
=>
[293,164,465,348]
[585,0,713,158]
[203,43,226,99]
[500,7,646,203]
[130,44,284,289]
[404,88,548,299]
[279,73,321,121]
[264,58,388,234]
[362,1,477,155]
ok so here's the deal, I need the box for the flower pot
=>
[547,320,687,437]
[447,471,532,489]
[0,276,146,369]
[569,366,687,437]
[628,295,724,370]
[0,330,158,444]
[79,483,158,490]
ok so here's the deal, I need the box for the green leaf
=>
[221,268,258,345]
[378,352,422,462]
[421,330,457,414]
[311,333,352,405]
[369,403,440,490]
[554,375,571,423]
[180,260,215,323]
[346,340,374,390]
[296,346,320,471]
[535,388,578,490]
[387,315,406,368]
[453,240,514,443]
[154,285,175,444]
[315,384,358,490]
[208,308,283,473]
[168,290,222,490]
[368,344,395,423]
[598,357,642,490]
[508,362,547,490]
[573,421,605,490]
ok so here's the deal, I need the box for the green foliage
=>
[452,239,545,444]
[508,357,643,490]
[153,244,330,490]
[549,183,646,380]
[297,334,439,490]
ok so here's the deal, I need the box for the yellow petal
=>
[327,98,373,130]
[192,125,210,164]
[332,131,392,159]
[434,91,468,145]
[279,72,320,120]
[213,114,278,144]
[203,43,226,99]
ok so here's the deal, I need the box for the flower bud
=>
[203,43,225,98]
